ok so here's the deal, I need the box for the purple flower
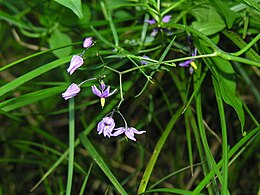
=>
[67,55,84,75]
[151,28,158,37]
[92,81,117,108]
[97,117,115,137]
[62,83,81,100]
[140,55,150,65]
[83,37,93,48]
[111,127,146,141]
[162,15,171,23]
[179,48,198,74]
[145,19,156,25]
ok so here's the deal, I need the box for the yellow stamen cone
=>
[190,61,197,69]
[100,97,105,108]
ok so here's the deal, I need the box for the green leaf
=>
[242,0,260,12]
[211,56,245,133]
[212,0,240,28]
[79,134,127,195]
[190,5,226,35]
[48,29,72,58]
[0,56,71,98]
[54,0,83,19]
[0,86,66,112]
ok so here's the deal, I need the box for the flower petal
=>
[62,83,81,100]
[130,127,146,135]
[67,55,84,75]
[145,19,156,25]
[162,15,171,23]
[125,129,136,141]
[179,59,193,67]
[111,127,125,137]
[91,85,102,97]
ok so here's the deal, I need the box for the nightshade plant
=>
[0,0,260,195]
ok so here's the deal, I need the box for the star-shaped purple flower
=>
[97,117,115,137]
[67,55,84,75]
[179,48,198,74]
[92,81,117,108]
[62,83,81,100]
[111,127,146,141]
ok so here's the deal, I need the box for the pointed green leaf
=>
[48,29,72,58]
[54,0,83,19]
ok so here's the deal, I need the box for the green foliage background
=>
[0,0,259,194]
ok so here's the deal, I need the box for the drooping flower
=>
[67,55,84,75]
[62,83,81,100]
[140,55,150,65]
[111,127,146,141]
[91,81,117,108]
[97,116,115,137]
[179,48,198,74]
[83,37,93,48]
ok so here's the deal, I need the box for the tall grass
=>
[0,0,259,194]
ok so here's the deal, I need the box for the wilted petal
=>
[83,37,93,48]
[62,83,81,100]
[67,55,84,75]
[145,19,156,25]
[162,15,171,23]
[91,85,102,97]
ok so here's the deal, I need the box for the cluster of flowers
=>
[97,110,146,141]
[61,37,146,141]
[145,15,198,73]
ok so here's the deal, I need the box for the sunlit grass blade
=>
[0,56,71,98]
[144,188,206,195]
[79,163,93,195]
[79,134,127,195]
[212,76,229,195]
[137,107,183,194]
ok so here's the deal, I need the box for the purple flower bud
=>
[162,15,171,23]
[83,37,93,48]
[67,55,84,75]
[62,83,81,100]
[145,19,156,25]
[97,117,115,137]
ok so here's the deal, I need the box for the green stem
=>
[212,77,229,195]
[66,98,75,195]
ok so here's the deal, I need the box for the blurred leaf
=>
[0,86,66,112]
[212,0,240,28]
[191,5,226,35]
[54,0,83,19]
[0,56,71,98]
[211,56,245,132]
[242,0,260,12]
[48,29,72,58]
